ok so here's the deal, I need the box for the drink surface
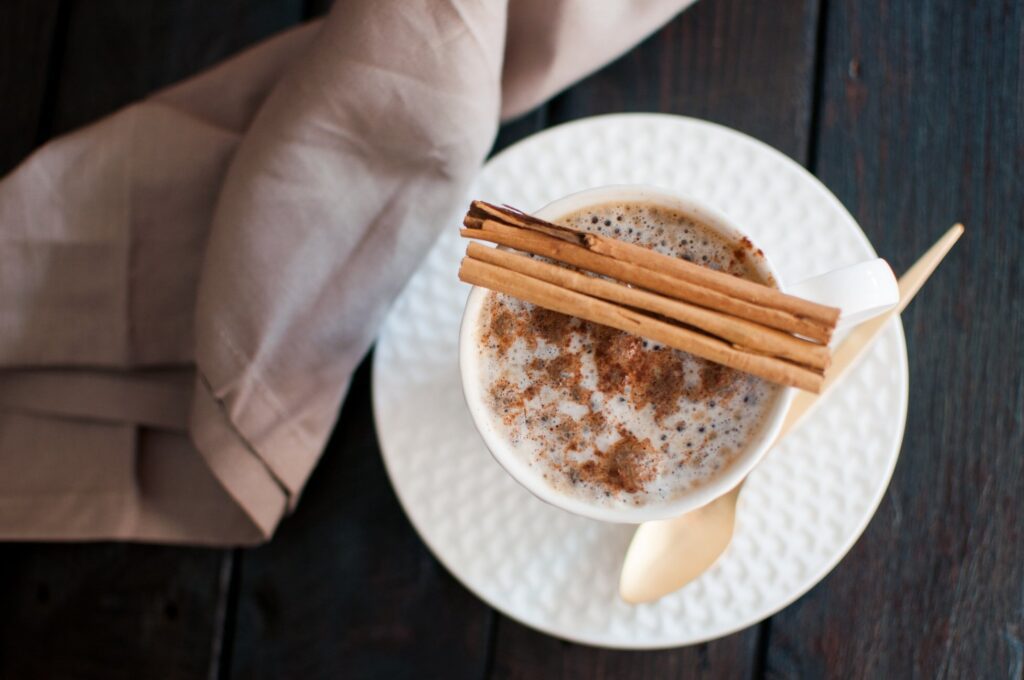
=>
[475,201,783,507]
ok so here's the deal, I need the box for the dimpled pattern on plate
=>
[372,114,908,648]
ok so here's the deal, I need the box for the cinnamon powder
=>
[578,429,658,494]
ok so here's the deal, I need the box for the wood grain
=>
[763,1,1024,678]
[495,107,550,153]
[547,0,822,164]
[0,545,230,679]
[49,0,304,134]
[491,617,759,680]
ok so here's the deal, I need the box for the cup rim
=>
[459,184,796,523]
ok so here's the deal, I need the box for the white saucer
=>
[371,114,908,648]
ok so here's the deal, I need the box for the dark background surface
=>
[0,0,1021,678]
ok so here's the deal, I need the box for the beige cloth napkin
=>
[0,0,693,545]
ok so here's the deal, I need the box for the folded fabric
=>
[0,0,693,545]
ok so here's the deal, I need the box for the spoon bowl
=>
[620,485,741,604]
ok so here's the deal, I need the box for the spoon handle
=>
[777,224,964,439]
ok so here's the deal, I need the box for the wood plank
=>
[0,0,60,174]
[490,0,820,675]
[0,545,231,679]
[49,0,305,134]
[0,2,305,678]
[494,107,550,155]
[547,0,822,163]
[227,357,495,680]
[765,1,1024,677]
[491,618,759,680]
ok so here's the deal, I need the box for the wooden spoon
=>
[619,224,965,604]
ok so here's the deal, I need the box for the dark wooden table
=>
[1,1,1020,678]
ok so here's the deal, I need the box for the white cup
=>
[459,185,897,523]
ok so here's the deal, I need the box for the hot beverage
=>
[472,201,784,508]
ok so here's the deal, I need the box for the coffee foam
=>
[475,201,782,508]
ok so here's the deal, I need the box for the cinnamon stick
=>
[465,242,830,370]
[467,200,840,336]
[458,256,824,392]
[583,234,838,326]
[461,221,835,344]
[468,201,586,245]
